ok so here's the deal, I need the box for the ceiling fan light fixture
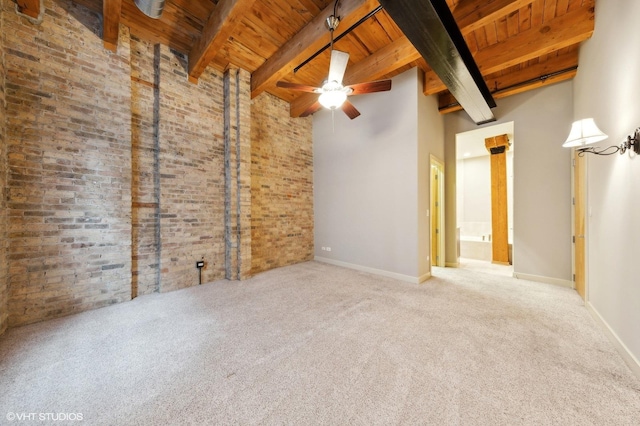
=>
[275,1,391,120]
[326,15,340,32]
[319,90,347,110]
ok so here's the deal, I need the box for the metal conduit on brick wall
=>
[223,68,252,280]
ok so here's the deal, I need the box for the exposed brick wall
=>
[156,45,227,292]
[3,0,133,326]
[251,93,314,274]
[0,0,314,333]
[0,4,8,334]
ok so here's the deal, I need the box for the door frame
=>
[430,155,445,267]
[572,150,588,300]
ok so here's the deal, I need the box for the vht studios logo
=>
[6,412,84,421]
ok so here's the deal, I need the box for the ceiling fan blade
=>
[341,100,361,120]
[328,50,349,85]
[300,101,322,117]
[276,81,321,93]
[347,80,392,95]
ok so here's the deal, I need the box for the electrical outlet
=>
[321,247,326,251]
[326,247,332,252]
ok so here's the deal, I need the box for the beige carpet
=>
[1,261,639,425]
[458,257,514,277]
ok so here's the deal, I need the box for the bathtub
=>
[459,236,492,261]
[459,235,512,263]
[458,234,513,263]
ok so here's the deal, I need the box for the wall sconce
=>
[563,118,640,156]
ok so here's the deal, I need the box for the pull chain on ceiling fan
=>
[276,1,392,120]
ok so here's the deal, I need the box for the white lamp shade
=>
[563,118,608,148]
[318,90,347,110]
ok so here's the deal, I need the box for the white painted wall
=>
[444,81,574,281]
[313,68,443,282]
[572,0,640,367]
[461,156,491,223]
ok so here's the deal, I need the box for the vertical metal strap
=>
[235,70,242,279]
[153,44,162,293]
[223,71,232,279]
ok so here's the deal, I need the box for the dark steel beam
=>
[378,0,496,124]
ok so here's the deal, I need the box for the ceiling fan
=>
[276,8,392,120]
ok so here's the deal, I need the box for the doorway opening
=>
[455,122,514,276]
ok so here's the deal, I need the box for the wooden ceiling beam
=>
[483,48,579,94]
[424,3,594,95]
[70,0,201,54]
[343,36,421,85]
[438,49,579,113]
[439,69,576,113]
[454,0,534,36]
[103,0,122,52]
[251,0,380,99]
[290,36,420,117]
[120,2,195,54]
[16,0,40,19]
[188,0,256,83]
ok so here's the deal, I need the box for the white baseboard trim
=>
[513,272,573,288]
[314,256,430,284]
[586,302,640,380]
[417,272,432,284]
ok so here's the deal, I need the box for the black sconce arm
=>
[578,128,640,156]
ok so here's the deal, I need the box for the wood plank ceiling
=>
[71,0,596,118]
